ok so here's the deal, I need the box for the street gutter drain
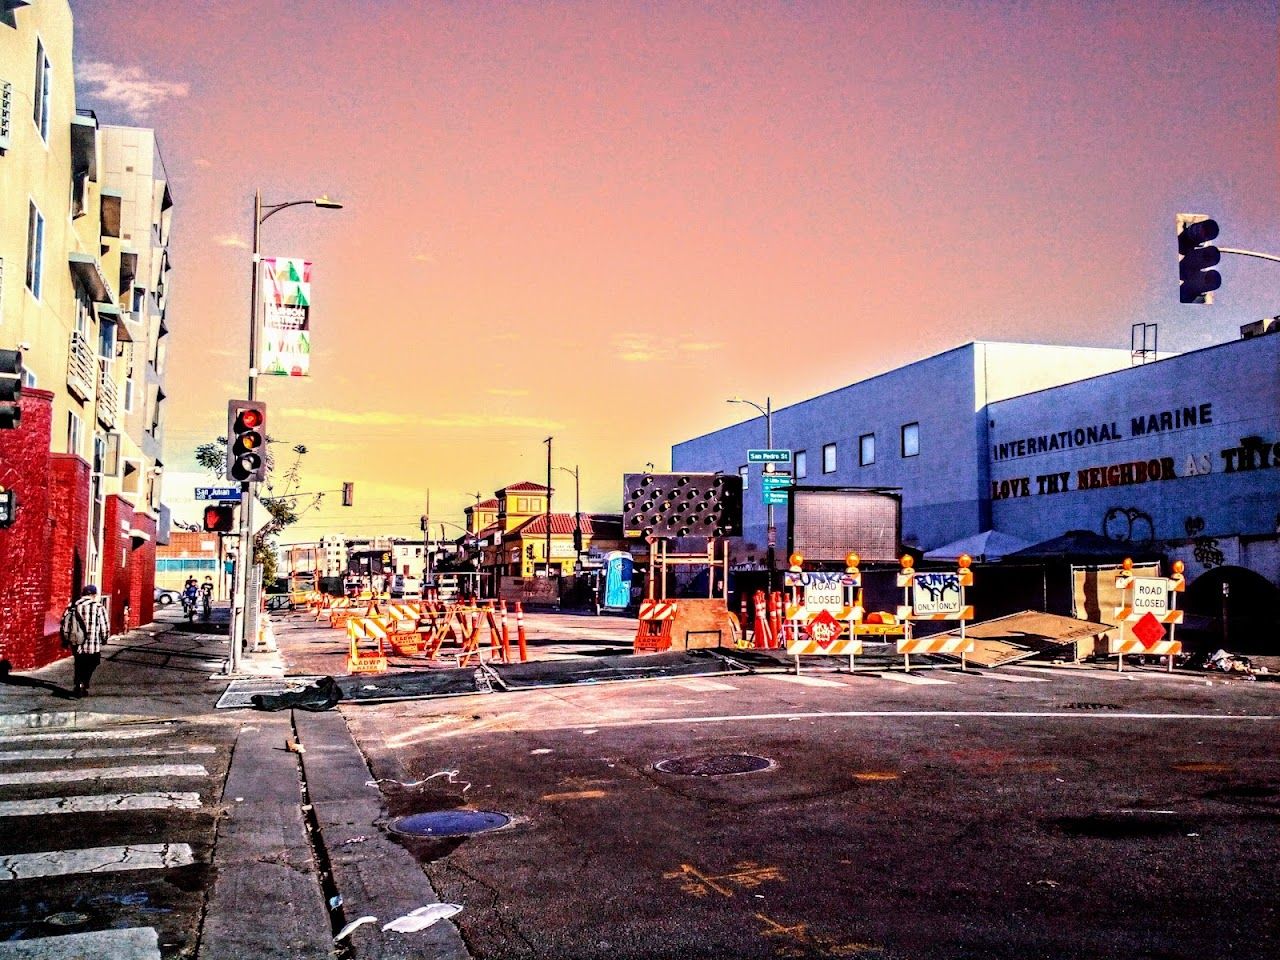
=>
[389,810,511,838]
[654,754,774,777]
[44,912,90,928]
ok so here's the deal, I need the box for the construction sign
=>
[896,555,975,667]
[784,557,863,661]
[1110,560,1184,669]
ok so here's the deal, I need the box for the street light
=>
[555,464,582,564]
[726,395,775,588]
[228,190,342,676]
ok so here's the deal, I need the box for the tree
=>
[193,437,322,583]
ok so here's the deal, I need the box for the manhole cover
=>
[654,754,774,777]
[1062,702,1121,710]
[44,912,90,928]
[389,810,511,838]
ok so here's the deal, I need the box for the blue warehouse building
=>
[672,329,1280,594]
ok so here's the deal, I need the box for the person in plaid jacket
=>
[60,585,110,698]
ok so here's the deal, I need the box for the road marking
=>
[874,672,952,686]
[769,675,846,688]
[978,672,1051,683]
[0,843,195,881]
[853,771,900,781]
[0,926,161,959]
[0,792,202,817]
[0,746,215,762]
[0,728,171,744]
[1003,665,1136,682]
[596,709,1278,728]
[1172,762,1233,773]
[679,678,739,692]
[540,789,608,801]
[0,764,208,787]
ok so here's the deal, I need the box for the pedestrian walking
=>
[59,585,110,698]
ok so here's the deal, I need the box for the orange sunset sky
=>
[71,0,1278,540]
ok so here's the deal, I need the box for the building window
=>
[794,450,807,479]
[67,412,82,457]
[25,201,43,299]
[902,422,920,458]
[33,39,50,142]
[859,433,875,466]
[738,465,749,490]
[822,443,836,474]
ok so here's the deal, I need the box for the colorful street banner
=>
[260,257,312,377]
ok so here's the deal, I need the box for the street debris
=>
[382,903,464,933]
[530,748,553,755]
[286,737,306,754]
[328,895,343,910]
[1200,649,1262,679]
[340,835,369,845]
[334,915,377,942]
[473,668,495,694]
[1030,879,1060,889]
[365,769,473,793]
[251,675,344,711]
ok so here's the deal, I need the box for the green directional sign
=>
[761,474,793,505]
[748,449,791,463]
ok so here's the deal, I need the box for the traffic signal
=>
[1177,214,1221,304]
[0,349,23,430]
[573,527,583,553]
[342,482,354,507]
[0,487,16,529]
[226,400,268,482]
[203,504,235,533]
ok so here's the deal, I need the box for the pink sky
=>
[72,0,1279,539]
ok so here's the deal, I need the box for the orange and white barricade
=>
[896,554,975,670]
[1110,558,1185,671]
[783,553,865,672]
[635,599,678,652]
[346,616,388,674]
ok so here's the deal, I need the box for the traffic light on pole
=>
[0,349,24,430]
[342,482,354,507]
[203,504,235,533]
[1177,214,1221,304]
[226,400,267,482]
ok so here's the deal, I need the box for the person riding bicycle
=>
[199,577,214,619]
[181,580,199,618]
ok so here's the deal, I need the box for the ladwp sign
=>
[911,572,963,616]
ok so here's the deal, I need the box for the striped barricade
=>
[346,616,389,674]
[1109,564,1185,667]
[635,599,678,652]
[897,633,975,656]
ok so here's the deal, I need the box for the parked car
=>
[154,587,181,606]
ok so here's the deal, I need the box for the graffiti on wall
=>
[1184,516,1225,568]
[1102,506,1155,546]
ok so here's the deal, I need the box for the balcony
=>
[97,360,118,429]
[67,331,95,402]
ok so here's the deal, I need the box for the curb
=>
[0,711,168,731]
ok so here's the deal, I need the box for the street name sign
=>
[748,449,791,463]
[761,474,793,505]
[196,486,240,501]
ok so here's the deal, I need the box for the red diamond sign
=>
[806,609,841,650]
[1132,612,1166,649]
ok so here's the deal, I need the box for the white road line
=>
[1004,665,1137,682]
[768,675,847,688]
[0,843,195,881]
[875,672,953,686]
[0,746,215,763]
[0,926,161,959]
[978,672,1052,683]
[597,709,1278,728]
[678,678,739,692]
[0,728,171,744]
[0,792,202,818]
[0,764,208,787]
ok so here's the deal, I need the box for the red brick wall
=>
[101,495,134,635]
[127,512,157,627]
[48,454,92,629]
[0,390,57,671]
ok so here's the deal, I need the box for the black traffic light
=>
[226,400,268,482]
[203,504,235,533]
[0,349,23,430]
[1178,215,1221,304]
[573,527,583,553]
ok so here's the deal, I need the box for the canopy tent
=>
[923,530,1032,563]
[1005,529,1163,563]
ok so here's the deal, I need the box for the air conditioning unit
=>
[1240,317,1279,340]
[0,81,12,151]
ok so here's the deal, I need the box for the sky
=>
[71,0,1279,542]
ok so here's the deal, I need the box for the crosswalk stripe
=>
[0,746,215,763]
[978,672,1052,683]
[1004,665,1135,682]
[0,728,171,744]
[769,674,847,688]
[0,792,202,818]
[874,672,953,686]
[0,926,161,959]
[0,764,208,787]
[679,678,739,692]
[0,843,195,881]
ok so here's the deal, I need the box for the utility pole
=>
[544,437,553,578]
[423,488,431,586]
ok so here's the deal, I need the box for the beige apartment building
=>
[0,0,175,668]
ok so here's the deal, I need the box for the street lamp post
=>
[727,396,775,590]
[228,191,341,676]
[555,464,582,565]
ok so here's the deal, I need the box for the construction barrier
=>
[896,554,975,670]
[783,554,864,671]
[1109,559,1185,670]
[346,616,388,674]
[635,599,678,652]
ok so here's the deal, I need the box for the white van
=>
[391,574,422,599]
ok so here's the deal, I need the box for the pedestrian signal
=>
[203,504,235,533]
[226,400,268,482]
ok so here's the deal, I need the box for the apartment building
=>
[0,1,175,668]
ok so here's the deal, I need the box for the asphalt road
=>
[342,664,1280,960]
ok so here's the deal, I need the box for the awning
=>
[924,530,1032,563]
[70,115,98,182]
[100,188,122,238]
[68,252,115,304]
[129,528,152,543]
[96,302,132,341]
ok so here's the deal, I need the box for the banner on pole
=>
[260,257,313,377]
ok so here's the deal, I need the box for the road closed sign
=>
[1132,577,1170,614]
[803,577,845,616]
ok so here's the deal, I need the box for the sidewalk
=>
[0,608,467,959]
